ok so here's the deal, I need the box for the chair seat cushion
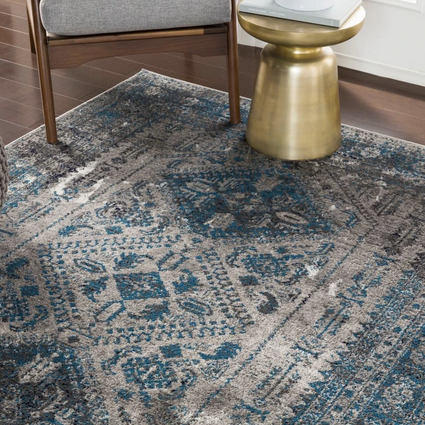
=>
[40,0,231,36]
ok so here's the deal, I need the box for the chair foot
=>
[230,114,241,125]
[45,121,58,144]
[226,11,241,126]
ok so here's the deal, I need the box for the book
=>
[239,0,362,28]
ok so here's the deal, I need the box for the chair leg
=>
[226,2,241,125]
[27,0,57,143]
[27,9,36,54]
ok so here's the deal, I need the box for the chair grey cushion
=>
[40,0,231,36]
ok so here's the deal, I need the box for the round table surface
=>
[238,5,365,48]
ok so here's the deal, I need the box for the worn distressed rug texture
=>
[1,71,424,425]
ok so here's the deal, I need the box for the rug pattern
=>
[0,71,424,424]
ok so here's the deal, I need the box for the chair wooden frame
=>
[26,0,241,144]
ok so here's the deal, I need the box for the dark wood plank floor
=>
[1,0,424,146]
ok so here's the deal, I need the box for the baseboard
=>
[335,52,425,87]
[237,29,256,47]
[236,36,425,87]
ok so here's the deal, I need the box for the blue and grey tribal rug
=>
[1,71,424,424]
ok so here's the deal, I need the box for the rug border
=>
[5,69,425,153]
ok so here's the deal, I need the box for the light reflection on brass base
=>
[246,44,341,161]
[238,6,365,161]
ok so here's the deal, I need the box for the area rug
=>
[1,70,424,425]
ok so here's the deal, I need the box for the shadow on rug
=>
[1,70,424,424]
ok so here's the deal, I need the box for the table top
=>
[238,5,365,48]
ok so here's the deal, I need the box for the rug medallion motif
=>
[0,71,424,424]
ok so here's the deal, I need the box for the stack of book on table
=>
[239,0,362,28]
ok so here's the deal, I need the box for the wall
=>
[238,0,425,86]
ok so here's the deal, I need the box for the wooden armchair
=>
[26,0,241,144]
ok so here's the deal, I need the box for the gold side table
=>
[238,6,365,160]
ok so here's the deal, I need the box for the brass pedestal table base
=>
[238,6,365,160]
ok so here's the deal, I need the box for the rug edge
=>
[5,70,425,154]
[4,70,149,150]
[341,123,425,150]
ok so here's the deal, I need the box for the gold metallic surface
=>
[238,6,365,48]
[238,6,365,160]
[247,45,341,160]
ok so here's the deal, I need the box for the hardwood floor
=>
[1,0,424,146]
